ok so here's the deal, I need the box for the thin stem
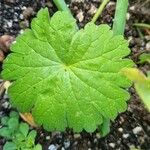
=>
[92,0,110,23]
[133,23,150,29]
[53,0,71,12]
[112,0,129,35]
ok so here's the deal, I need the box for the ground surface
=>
[0,0,150,150]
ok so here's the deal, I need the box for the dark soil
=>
[0,0,150,150]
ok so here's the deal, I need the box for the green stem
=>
[112,0,129,35]
[92,0,110,23]
[133,23,150,29]
[53,0,71,12]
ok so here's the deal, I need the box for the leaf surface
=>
[2,8,133,132]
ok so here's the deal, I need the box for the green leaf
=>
[139,53,150,63]
[2,8,133,132]
[15,132,25,142]
[122,68,150,111]
[33,144,42,150]
[8,118,19,131]
[19,123,29,137]
[3,142,17,150]
[0,127,11,138]
[1,116,9,125]
[28,130,37,139]
[9,111,19,119]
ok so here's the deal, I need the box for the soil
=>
[0,0,150,150]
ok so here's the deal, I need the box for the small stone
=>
[2,101,9,109]
[22,6,27,10]
[20,20,29,29]
[72,0,85,2]
[7,21,12,28]
[96,133,101,139]
[46,2,53,7]
[51,131,61,138]
[0,35,15,52]
[133,126,142,134]
[88,5,97,15]
[109,143,115,148]
[118,128,123,132]
[64,139,70,149]
[126,13,130,20]
[0,51,5,62]
[61,147,65,150]
[129,6,135,11]
[20,14,24,20]
[145,36,150,41]
[23,7,35,19]
[94,138,97,143]
[5,0,15,3]
[123,133,129,139]
[74,134,81,139]
[19,30,24,34]
[46,136,50,140]
[48,144,57,150]
[146,42,150,50]
[76,11,84,22]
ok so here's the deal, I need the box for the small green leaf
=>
[0,127,11,138]
[9,111,19,119]
[3,142,17,150]
[15,132,25,142]
[122,68,150,111]
[8,118,19,131]
[139,53,150,63]
[1,117,9,125]
[28,130,37,140]
[19,123,29,137]
[33,144,42,150]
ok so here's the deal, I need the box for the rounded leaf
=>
[2,8,134,132]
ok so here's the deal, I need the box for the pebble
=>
[146,42,150,50]
[133,126,142,134]
[145,36,150,41]
[0,51,5,62]
[22,7,34,19]
[19,30,24,34]
[129,6,135,11]
[94,138,98,143]
[88,5,97,15]
[74,134,81,139]
[118,128,123,132]
[123,133,129,139]
[72,0,85,2]
[76,11,84,22]
[64,139,70,149]
[46,136,50,140]
[19,14,24,20]
[109,143,115,148]
[2,101,9,109]
[7,21,13,28]
[96,133,101,139]
[48,144,57,150]
[126,13,130,20]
